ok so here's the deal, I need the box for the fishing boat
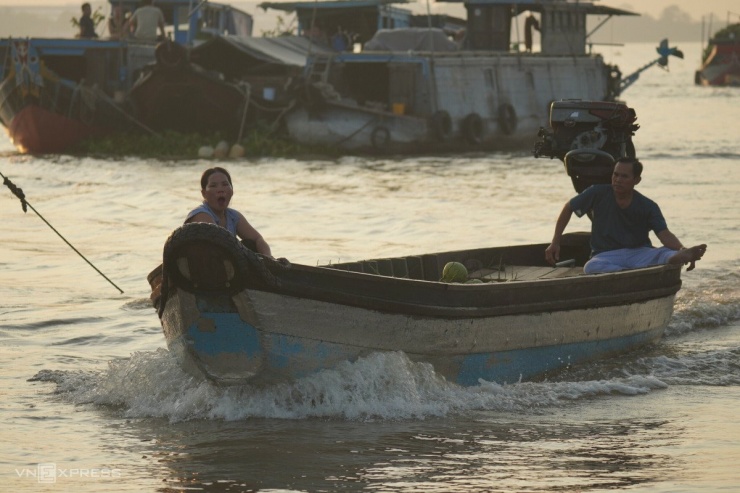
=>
[0,0,254,153]
[695,18,740,86]
[147,99,681,387]
[263,0,681,154]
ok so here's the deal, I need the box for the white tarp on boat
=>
[363,28,459,52]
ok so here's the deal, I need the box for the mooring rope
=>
[1,171,124,294]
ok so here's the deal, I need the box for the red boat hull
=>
[7,104,105,154]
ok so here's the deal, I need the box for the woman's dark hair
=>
[615,156,643,178]
[200,167,232,190]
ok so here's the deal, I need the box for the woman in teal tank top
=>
[185,167,273,257]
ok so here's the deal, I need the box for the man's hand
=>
[545,242,560,266]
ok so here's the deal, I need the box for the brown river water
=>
[1,42,738,492]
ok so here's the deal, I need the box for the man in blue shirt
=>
[545,157,706,274]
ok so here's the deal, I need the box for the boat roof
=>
[435,0,637,16]
[108,0,245,7]
[259,0,411,13]
[192,34,335,67]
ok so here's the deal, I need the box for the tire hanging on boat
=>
[430,110,452,140]
[162,223,251,296]
[161,223,282,301]
[461,113,484,144]
[155,41,188,69]
[497,103,517,135]
[370,126,390,149]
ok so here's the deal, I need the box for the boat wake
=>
[27,349,675,422]
[26,265,739,423]
[667,267,740,337]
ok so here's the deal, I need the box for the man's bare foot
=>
[669,244,707,271]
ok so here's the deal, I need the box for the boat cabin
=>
[0,0,254,100]
[111,0,253,44]
[436,0,637,54]
[259,0,464,49]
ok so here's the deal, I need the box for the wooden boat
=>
[263,0,681,154]
[0,0,254,153]
[0,38,151,153]
[148,222,682,386]
[695,20,740,86]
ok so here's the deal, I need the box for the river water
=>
[1,42,738,492]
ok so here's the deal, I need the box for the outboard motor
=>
[533,100,639,193]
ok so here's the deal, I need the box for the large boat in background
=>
[266,0,681,154]
[0,0,254,153]
[695,18,740,86]
[0,0,684,155]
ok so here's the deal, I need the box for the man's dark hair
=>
[200,167,232,190]
[82,2,91,10]
[615,156,643,179]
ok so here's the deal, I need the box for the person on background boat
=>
[108,6,128,38]
[78,3,98,39]
[121,0,165,42]
[545,157,706,274]
[524,12,540,53]
[331,26,349,52]
[185,167,273,257]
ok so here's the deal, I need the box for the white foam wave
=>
[31,349,671,422]
[668,271,740,337]
[630,348,740,386]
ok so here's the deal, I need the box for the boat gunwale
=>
[250,262,681,318]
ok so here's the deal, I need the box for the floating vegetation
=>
[71,127,341,160]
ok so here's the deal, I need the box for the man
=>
[545,157,706,274]
[524,12,539,52]
[78,3,98,39]
[122,0,165,42]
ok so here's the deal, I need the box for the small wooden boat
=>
[148,222,682,386]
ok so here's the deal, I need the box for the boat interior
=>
[323,232,591,283]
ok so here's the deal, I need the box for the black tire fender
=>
[155,41,188,69]
[163,223,251,294]
[370,126,390,149]
[430,110,452,140]
[461,113,484,144]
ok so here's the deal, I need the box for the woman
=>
[108,6,127,38]
[185,167,272,257]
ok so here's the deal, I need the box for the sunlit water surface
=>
[1,42,738,492]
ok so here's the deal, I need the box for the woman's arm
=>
[236,213,272,257]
